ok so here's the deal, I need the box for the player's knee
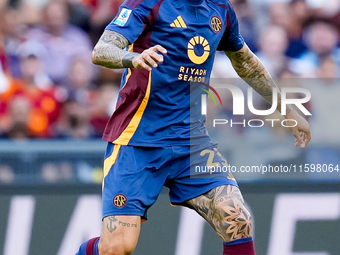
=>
[98,239,135,255]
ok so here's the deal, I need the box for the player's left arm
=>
[225,44,311,148]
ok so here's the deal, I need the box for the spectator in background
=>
[57,63,119,138]
[268,0,310,58]
[0,10,7,72]
[0,49,61,138]
[64,0,91,33]
[317,54,339,78]
[278,66,298,78]
[290,20,340,77]
[62,56,119,137]
[268,2,290,29]
[17,41,53,90]
[0,96,32,139]
[256,25,289,77]
[312,0,340,18]
[62,57,94,105]
[305,55,340,169]
[0,0,7,11]
[26,1,93,85]
[308,56,340,144]
[0,35,10,94]
[229,0,258,51]
[286,0,311,57]
[1,7,26,78]
[330,5,340,34]
[89,83,119,137]
[53,99,94,139]
[0,1,12,92]
[82,0,123,41]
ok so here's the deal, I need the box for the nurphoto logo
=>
[200,83,311,128]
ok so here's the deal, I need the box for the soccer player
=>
[77,0,311,254]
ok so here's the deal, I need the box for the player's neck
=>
[180,0,204,6]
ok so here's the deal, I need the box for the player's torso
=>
[105,0,231,146]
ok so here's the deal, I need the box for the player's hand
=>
[132,45,167,71]
[284,110,311,149]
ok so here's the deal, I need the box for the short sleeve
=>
[217,3,245,52]
[105,0,157,44]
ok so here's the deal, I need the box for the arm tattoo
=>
[92,30,139,69]
[226,46,292,115]
[186,185,252,243]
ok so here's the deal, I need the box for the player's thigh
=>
[103,144,169,221]
[99,215,141,255]
[185,185,252,243]
[169,145,237,205]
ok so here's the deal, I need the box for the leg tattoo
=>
[186,185,252,243]
[106,216,118,233]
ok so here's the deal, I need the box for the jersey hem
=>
[170,180,238,204]
[102,136,214,147]
[102,211,146,220]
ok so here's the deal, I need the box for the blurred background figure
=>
[305,55,340,172]
[0,46,61,138]
[53,99,94,139]
[266,0,311,58]
[308,56,340,145]
[17,41,52,90]
[290,20,340,77]
[256,25,289,77]
[229,0,258,51]
[26,0,94,85]
[89,83,119,137]
[285,0,311,57]
[62,57,94,104]
[82,0,123,41]
[1,6,26,78]
[0,96,32,139]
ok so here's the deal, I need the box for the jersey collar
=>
[180,0,204,6]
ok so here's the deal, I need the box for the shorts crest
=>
[113,194,127,208]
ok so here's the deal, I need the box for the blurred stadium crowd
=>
[0,0,123,140]
[0,0,339,140]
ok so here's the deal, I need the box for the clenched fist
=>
[132,45,167,71]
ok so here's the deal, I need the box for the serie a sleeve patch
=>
[114,8,132,26]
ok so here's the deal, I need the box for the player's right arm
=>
[92,30,167,71]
